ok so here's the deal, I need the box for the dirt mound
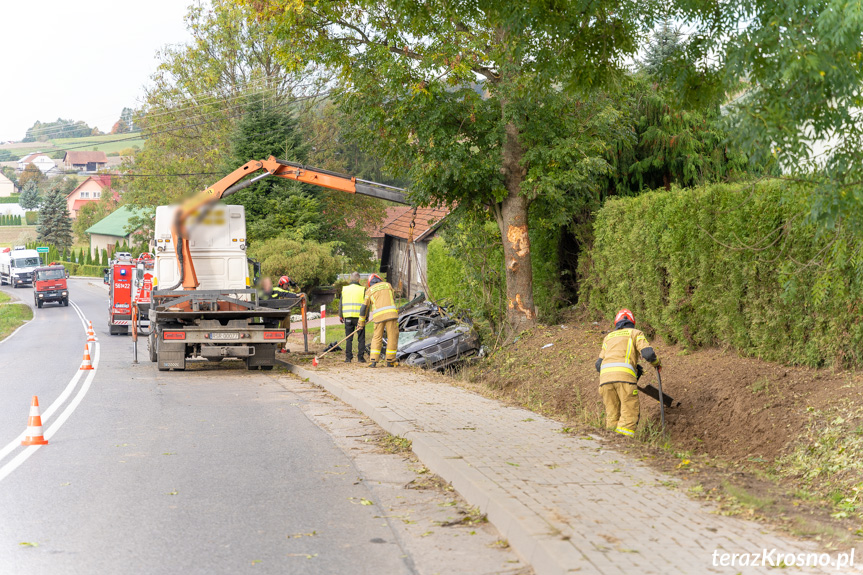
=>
[473,319,861,464]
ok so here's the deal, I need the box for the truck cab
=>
[33,266,69,308]
[0,246,42,288]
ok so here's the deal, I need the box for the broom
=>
[312,326,360,367]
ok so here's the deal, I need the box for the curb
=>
[280,360,582,575]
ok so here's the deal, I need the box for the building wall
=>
[382,236,430,299]
[0,174,15,197]
[90,233,128,259]
[17,156,56,174]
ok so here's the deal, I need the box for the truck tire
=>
[148,332,157,363]
[109,324,120,336]
[36,299,42,309]
[63,298,69,307]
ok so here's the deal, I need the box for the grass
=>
[722,482,775,510]
[1,133,145,156]
[0,303,33,340]
[377,433,412,454]
[294,322,375,345]
[0,292,9,303]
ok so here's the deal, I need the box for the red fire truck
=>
[104,252,134,335]
[132,253,155,334]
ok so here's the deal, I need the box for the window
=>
[81,191,89,198]
[94,191,101,198]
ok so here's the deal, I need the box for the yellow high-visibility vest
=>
[341,283,365,318]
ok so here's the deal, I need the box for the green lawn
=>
[0,292,10,303]
[0,303,33,340]
[1,133,145,157]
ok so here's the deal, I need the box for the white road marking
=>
[0,299,99,481]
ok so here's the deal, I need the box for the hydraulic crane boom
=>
[171,156,409,290]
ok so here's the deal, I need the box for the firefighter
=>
[595,309,661,437]
[258,276,277,300]
[339,272,366,363]
[358,274,399,367]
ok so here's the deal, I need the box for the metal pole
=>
[131,305,138,364]
[301,296,309,353]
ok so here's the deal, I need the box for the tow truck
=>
[147,157,408,371]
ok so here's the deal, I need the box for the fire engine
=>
[104,252,135,335]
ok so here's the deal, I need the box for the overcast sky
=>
[0,0,193,142]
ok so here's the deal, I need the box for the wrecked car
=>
[389,294,481,370]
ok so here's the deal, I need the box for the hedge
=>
[56,262,104,277]
[25,211,37,225]
[0,195,19,204]
[583,180,863,368]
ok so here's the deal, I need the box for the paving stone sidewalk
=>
[283,363,860,575]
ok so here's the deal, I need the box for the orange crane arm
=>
[170,156,409,291]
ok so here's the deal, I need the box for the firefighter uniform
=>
[340,281,366,362]
[595,310,661,437]
[359,279,399,366]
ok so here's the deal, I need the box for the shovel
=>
[656,366,666,434]
[312,327,360,367]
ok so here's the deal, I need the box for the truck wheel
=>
[63,298,69,307]
[36,299,42,309]
[261,365,274,371]
[148,333,157,363]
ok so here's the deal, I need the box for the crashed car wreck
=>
[388,294,481,370]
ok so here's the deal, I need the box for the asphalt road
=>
[0,279,413,575]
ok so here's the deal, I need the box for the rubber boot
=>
[367,360,377,368]
[385,360,399,368]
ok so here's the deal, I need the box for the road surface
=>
[0,279,414,575]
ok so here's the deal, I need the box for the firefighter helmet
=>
[614,309,635,326]
[367,274,383,288]
[278,276,291,288]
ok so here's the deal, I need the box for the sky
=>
[0,0,194,142]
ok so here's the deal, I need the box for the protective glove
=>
[339,317,344,324]
[636,364,644,380]
[358,318,366,329]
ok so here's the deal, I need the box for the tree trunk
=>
[495,121,537,334]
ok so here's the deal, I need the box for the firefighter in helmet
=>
[595,309,661,437]
[358,274,399,367]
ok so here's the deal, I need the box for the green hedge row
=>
[583,180,863,368]
[0,215,21,225]
[56,262,104,277]
[0,195,20,204]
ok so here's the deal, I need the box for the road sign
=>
[36,247,49,253]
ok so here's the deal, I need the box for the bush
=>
[247,236,341,290]
[56,262,104,277]
[583,180,863,368]
[0,195,20,204]
[25,211,38,225]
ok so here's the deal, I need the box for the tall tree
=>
[238,0,701,331]
[18,164,46,190]
[18,181,40,210]
[37,189,73,250]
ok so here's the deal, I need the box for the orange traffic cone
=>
[87,321,97,342]
[21,396,48,446]
[80,343,94,371]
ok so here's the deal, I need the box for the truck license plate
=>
[210,332,239,340]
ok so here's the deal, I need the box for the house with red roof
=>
[63,151,108,173]
[66,175,118,219]
[379,206,449,298]
[17,152,58,174]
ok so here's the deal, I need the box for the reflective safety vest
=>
[340,283,365,319]
[361,281,398,322]
[598,328,654,385]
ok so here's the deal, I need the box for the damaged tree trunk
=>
[494,121,537,334]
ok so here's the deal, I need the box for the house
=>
[367,206,412,260]
[66,175,118,219]
[17,152,57,174]
[0,172,16,197]
[85,206,145,257]
[63,151,108,172]
[379,206,449,298]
